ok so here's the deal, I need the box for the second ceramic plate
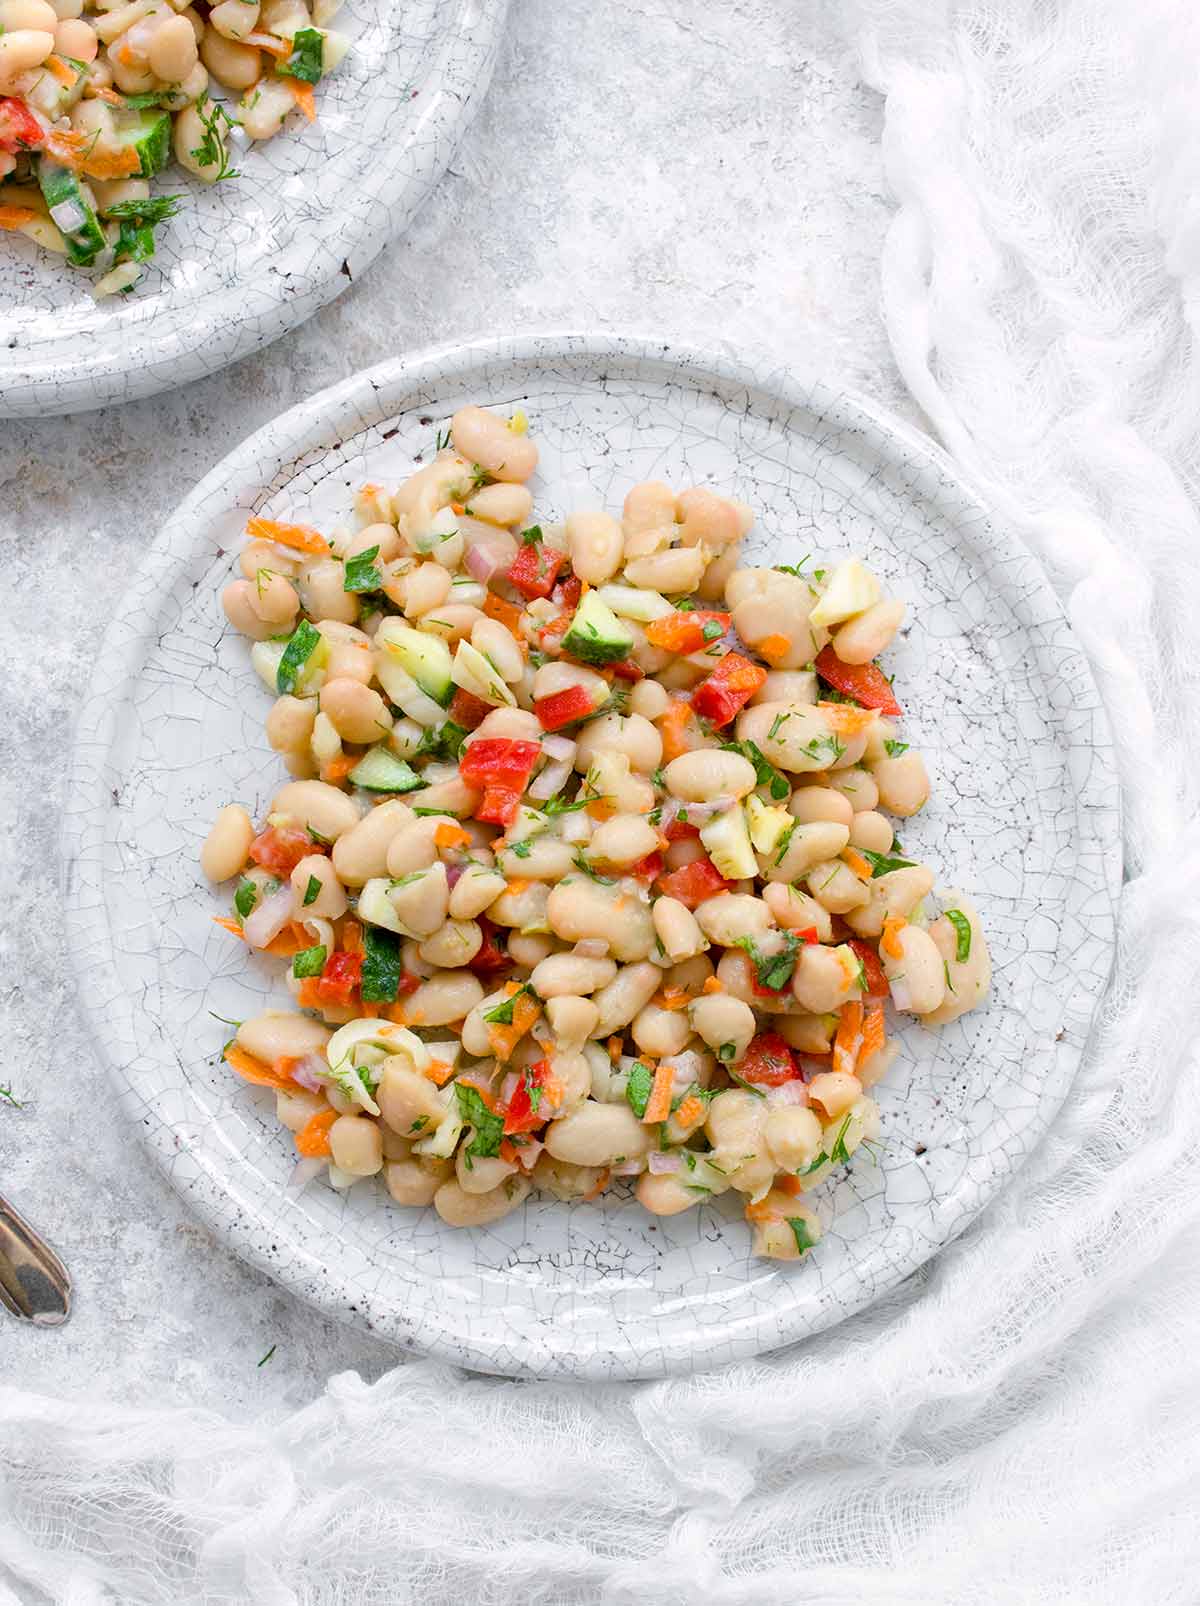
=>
[1,0,507,418]
[63,334,1120,1378]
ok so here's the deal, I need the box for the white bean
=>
[330,1116,383,1177]
[200,803,253,881]
[403,970,484,1028]
[791,944,861,1013]
[586,814,660,868]
[652,896,707,962]
[331,800,414,887]
[870,751,930,816]
[664,749,756,802]
[689,994,756,1061]
[450,406,538,484]
[434,1174,531,1226]
[236,1011,330,1064]
[565,511,624,585]
[831,598,905,664]
[530,952,617,997]
[544,1102,652,1167]
[290,853,348,920]
[590,962,661,1038]
[883,924,946,1014]
[272,780,361,841]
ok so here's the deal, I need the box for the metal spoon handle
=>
[0,1193,71,1325]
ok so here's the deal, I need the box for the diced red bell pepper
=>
[690,652,768,728]
[814,645,902,716]
[508,539,564,601]
[459,738,541,791]
[655,857,734,909]
[468,917,513,979]
[476,786,523,827]
[503,1059,555,1135]
[448,688,493,730]
[0,98,44,153]
[554,574,583,611]
[609,658,645,682]
[738,1031,801,1087]
[315,950,363,1006]
[663,817,701,842]
[249,826,319,878]
[848,938,890,999]
[644,610,732,655]
[629,852,664,882]
[535,684,598,731]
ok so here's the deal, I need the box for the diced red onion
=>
[611,1157,644,1177]
[574,938,609,959]
[500,1071,520,1106]
[765,1080,810,1107]
[286,1157,326,1193]
[465,543,500,584]
[541,734,576,761]
[660,1050,706,1087]
[243,882,296,949]
[445,862,464,889]
[514,1139,543,1171]
[647,1151,682,1174]
[528,758,572,801]
[290,1054,327,1094]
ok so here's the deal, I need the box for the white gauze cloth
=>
[4,1,1200,1600]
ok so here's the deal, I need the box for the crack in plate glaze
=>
[61,334,1121,1379]
[0,0,508,420]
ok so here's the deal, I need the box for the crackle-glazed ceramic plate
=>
[0,0,507,419]
[62,334,1120,1379]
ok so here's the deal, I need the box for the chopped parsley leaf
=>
[944,908,972,961]
[884,739,910,757]
[859,847,917,878]
[454,1083,504,1158]
[625,1061,654,1118]
[292,944,327,978]
[787,1217,818,1254]
[302,875,322,906]
[344,545,383,593]
[233,880,258,920]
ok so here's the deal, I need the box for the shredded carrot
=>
[860,999,886,1066]
[223,1043,296,1092]
[504,877,532,897]
[818,702,878,737]
[757,632,792,664]
[244,30,289,55]
[269,922,312,957]
[881,915,907,961]
[294,1108,338,1157]
[44,129,141,178]
[320,754,356,784]
[92,86,127,106]
[744,1196,778,1222]
[606,1036,623,1061]
[456,1070,501,1107]
[582,1167,611,1202]
[450,501,465,516]
[674,1094,705,1129]
[832,1000,864,1077]
[658,700,695,763]
[296,978,323,1009]
[642,1062,674,1125]
[586,796,618,822]
[498,1137,519,1164]
[702,976,723,995]
[434,821,472,850]
[485,989,541,1063]
[341,918,364,954]
[245,516,330,556]
[0,206,35,230]
[283,77,317,121]
[212,915,246,941]
[655,987,691,1012]
[843,847,873,881]
[424,1057,454,1086]
[483,592,524,634]
[44,54,79,86]
[776,1174,805,1197]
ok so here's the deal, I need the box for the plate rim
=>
[61,331,1123,1378]
[0,0,510,420]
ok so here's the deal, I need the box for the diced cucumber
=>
[376,620,454,707]
[276,619,326,695]
[249,640,287,689]
[700,804,758,881]
[349,747,425,794]
[562,590,634,665]
[596,584,674,622]
[111,108,172,178]
[36,161,104,266]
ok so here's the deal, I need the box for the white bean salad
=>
[203,406,991,1260]
[0,0,347,294]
